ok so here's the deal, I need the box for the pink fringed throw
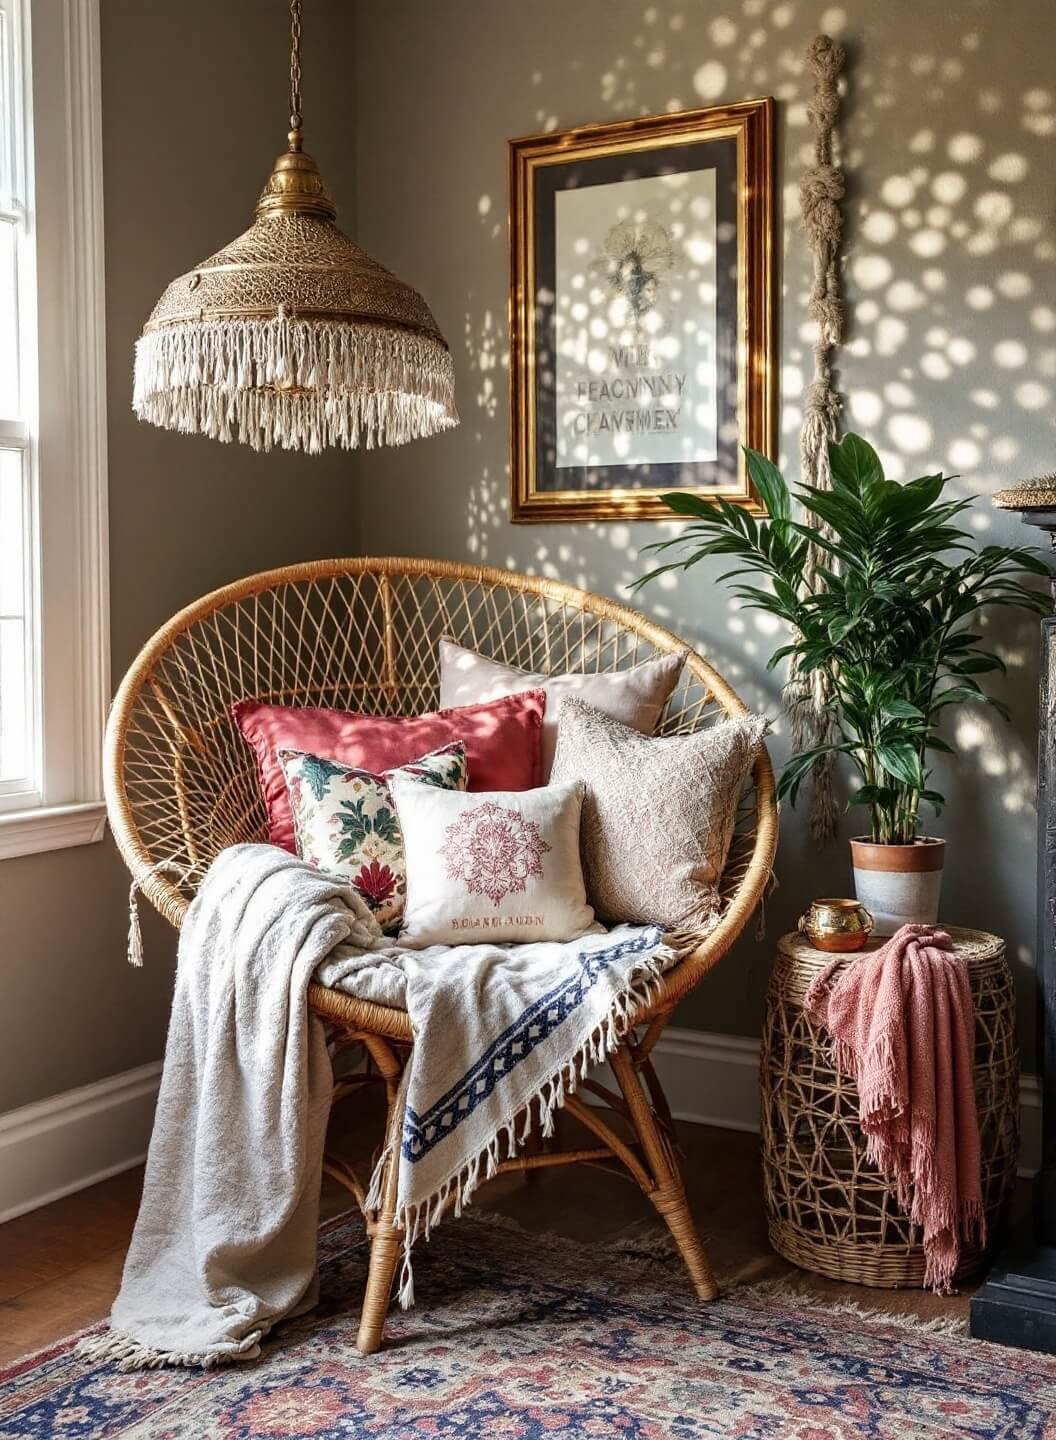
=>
[804,923,984,1293]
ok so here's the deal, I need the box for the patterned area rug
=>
[2,1209,1055,1439]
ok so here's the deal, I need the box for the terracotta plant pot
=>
[849,836,945,938]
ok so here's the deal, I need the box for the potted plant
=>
[635,434,1052,933]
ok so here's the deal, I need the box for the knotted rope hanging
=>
[784,33,847,843]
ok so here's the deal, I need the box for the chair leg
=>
[357,1221,403,1355]
[648,1179,719,1300]
[521,1116,545,1187]
[355,1041,408,1355]
[609,1045,719,1301]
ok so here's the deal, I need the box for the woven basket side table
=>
[760,926,1019,1289]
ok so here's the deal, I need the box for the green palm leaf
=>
[633,430,1053,845]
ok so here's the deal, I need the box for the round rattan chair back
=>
[105,556,776,1000]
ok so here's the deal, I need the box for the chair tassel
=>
[128,881,145,967]
[124,856,199,967]
[397,1250,415,1310]
[755,869,780,943]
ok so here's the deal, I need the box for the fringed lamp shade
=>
[132,3,457,455]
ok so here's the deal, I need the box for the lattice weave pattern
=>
[760,928,1019,1288]
[105,558,775,1012]
[105,556,778,1353]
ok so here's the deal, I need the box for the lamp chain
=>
[289,0,303,132]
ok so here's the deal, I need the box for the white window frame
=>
[0,0,108,860]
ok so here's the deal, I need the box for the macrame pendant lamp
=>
[132,0,457,454]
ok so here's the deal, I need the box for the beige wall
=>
[352,0,1056,1061]
[5,0,1054,1114]
[0,0,359,1113]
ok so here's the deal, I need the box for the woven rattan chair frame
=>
[104,555,777,1353]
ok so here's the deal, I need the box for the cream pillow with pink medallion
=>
[390,775,596,947]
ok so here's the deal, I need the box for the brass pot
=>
[797,897,874,953]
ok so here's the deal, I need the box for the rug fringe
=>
[729,1277,968,1339]
[75,1327,262,1372]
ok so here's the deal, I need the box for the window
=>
[0,0,34,802]
[0,0,108,859]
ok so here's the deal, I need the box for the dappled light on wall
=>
[432,10,1053,957]
[345,1,1056,1005]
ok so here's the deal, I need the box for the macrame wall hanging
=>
[784,33,847,843]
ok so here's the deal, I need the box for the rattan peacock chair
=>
[105,556,777,1354]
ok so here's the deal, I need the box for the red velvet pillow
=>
[233,691,545,852]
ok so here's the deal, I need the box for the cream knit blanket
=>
[83,844,682,1369]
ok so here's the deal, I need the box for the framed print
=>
[509,98,775,522]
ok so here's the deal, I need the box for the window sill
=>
[0,801,107,861]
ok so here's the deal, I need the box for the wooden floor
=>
[0,1095,988,1368]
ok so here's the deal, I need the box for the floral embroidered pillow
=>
[389,775,596,947]
[278,741,468,930]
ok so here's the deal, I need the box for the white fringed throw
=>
[84,845,683,1368]
[80,845,381,1371]
[318,910,684,1308]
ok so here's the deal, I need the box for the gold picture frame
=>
[509,98,775,522]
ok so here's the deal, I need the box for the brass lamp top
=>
[141,132,446,345]
[255,128,337,221]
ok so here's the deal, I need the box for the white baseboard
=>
[0,1030,1041,1227]
[638,1026,1041,1178]
[0,1061,162,1224]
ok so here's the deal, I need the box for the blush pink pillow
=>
[233,691,545,852]
[438,639,685,778]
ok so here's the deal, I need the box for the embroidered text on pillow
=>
[451,914,545,929]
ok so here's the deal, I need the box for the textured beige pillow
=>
[550,697,768,931]
[390,775,596,948]
[438,638,685,779]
